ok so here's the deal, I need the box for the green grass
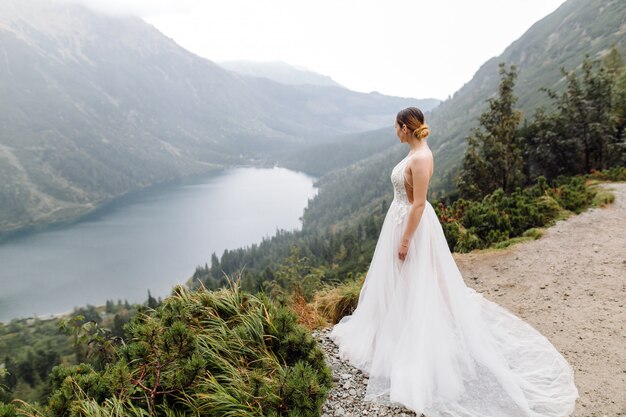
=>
[592,189,616,207]
[492,227,545,250]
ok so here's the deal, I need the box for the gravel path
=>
[314,181,626,417]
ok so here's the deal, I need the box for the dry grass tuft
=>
[290,285,328,330]
[310,275,365,326]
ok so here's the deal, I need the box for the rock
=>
[313,327,417,416]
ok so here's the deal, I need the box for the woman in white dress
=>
[329,107,579,417]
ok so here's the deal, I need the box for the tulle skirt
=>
[329,200,579,417]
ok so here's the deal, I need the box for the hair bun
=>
[413,124,430,140]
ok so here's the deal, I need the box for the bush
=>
[438,173,600,251]
[453,225,483,253]
[15,281,333,417]
[535,195,562,224]
[551,176,595,213]
[0,403,16,417]
[587,166,626,181]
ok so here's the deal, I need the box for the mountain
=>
[426,0,626,193]
[302,0,626,230]
[0,0,438,236]
[219,60,344,88]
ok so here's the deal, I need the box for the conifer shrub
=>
[587,166,626,181]
[550,176,595,213]
[434,174,601,252]
[534,195,562,224]
[12,281,332,417]
[451,223,482,253]
[0,402,16,417]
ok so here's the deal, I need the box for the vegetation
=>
[0,301,141,407]
[311,276,365,325]
[450,50,626,249]
[1,282,332,416]
[457,63,525,200]
[458,51,625,201]
[524,54,624,180]
[438,175,599,252]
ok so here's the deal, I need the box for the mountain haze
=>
[219,60,344,88]
[0,0,437,236]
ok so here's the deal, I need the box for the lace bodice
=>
[390,155,411,224]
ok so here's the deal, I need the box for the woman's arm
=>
[398,155,431,261]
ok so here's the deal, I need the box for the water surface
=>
[0,167,316,321]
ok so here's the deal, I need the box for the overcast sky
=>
[70,0,567,100]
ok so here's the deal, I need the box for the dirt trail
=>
[453,181,626,417]
[317,181,626,417]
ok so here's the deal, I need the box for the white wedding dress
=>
[329,153,579,417]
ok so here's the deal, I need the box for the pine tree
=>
[457,62,525,200]
[523,106,581,180]
[146,290,158,309]
[604,45,626,156]
[538,55,617,173]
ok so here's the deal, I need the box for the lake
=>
[0,166,317,322]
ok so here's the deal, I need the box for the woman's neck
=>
[407,139,428,153]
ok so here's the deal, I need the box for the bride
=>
[329,107,579,417]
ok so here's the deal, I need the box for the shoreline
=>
[0,158,317,246]
[0,160,304,246]
[0,165,226,245]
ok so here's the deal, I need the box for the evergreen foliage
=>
[457,63,525,200]
[524,53,623,179]
[0,300,145,406]
[435,175,600,252]
[8,282,332,416]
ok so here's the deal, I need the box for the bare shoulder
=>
[407,149,433,172]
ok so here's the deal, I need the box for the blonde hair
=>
[396,107,430,141]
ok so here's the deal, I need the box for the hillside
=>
[427,0,626,193]
[0,0,437,236]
